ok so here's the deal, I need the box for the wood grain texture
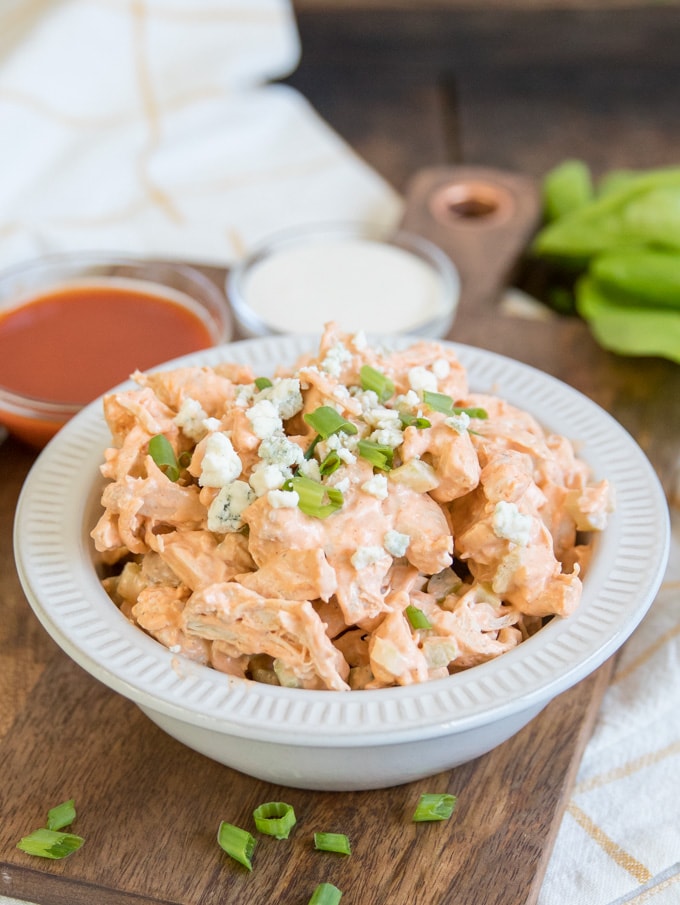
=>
[285,5,680,190]
[294,0,674,10]
[0,648,614,905]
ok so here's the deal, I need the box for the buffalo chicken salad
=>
[91,323,613,691]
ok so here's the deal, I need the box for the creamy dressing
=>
[239,238,452,334]
[93,323,612,691]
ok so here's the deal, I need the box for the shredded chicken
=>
[92,323,613,690]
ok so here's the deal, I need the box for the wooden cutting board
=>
[0,166,616,905]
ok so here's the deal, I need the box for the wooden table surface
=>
[2,7,679,905]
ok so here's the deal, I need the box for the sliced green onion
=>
[452,405,488,420]
[304,406,358,439]
[217,821,256,871]
[304,407,358,461]
[254,376,273,390]
[148,433,180,481]
[422,390,454,414]
[319,450,343,477]
[304,434,322,460]
[46,799,76,832]
[357,439,394,471]
[360,364,395,402]
[399,411,431,429]
[17,828,84,860]
[422,393,488,422]
[252,801,297,839]
[313,832,351,855]
[284,475,344,518]
[308,883,342,905]
[412,793,457,822]
[405,605,432,630]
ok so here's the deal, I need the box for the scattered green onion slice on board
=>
[313,832,351,855]
[412,793,458,822]
[46,799,77,832]
[360,364,395,402]
[406,605,432,630]
[148,434,180,481]
[252,802,297,839]
[217,821,256,871]
[17,828,84,860]
[308,882,343,905]
[255,376,273,390]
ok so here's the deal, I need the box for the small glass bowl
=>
[0,252,232,448]
[226,222,459,340]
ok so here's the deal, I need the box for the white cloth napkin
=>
[539,502,680,905]
[0,0,402,270]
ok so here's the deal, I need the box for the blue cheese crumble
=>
[321,342,352,377]
[199,432,242,487]
[267,489,300,509]
[445,411,471,434]
[255,377,303,420]
[408,366,438,393]
[362,473,388,499]
[207,480,255,532]
[174,397,217,442]
[351,545,387,570]
[384,529,410,557]
[246,399,282,439]
[492,500,533,546]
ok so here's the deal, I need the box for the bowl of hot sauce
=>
[0,253,233,447]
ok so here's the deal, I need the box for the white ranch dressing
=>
[239,238,452,335]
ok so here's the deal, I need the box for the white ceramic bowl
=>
[14,336,670,791]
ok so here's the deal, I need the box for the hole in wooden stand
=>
[429,181,515,228]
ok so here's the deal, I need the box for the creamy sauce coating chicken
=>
[92,323,613,691]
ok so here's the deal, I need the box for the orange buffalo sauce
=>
[0,280,217,446]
